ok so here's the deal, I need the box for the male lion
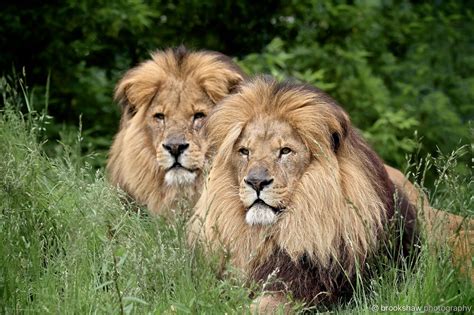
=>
[188,76,419,310]
[107,47,244,215]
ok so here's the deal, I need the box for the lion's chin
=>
[245,203,278,226]
[164,168,197,186]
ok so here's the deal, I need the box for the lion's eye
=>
[154,113,165,121]
[280,147,292,156]
[239,147,249,156]
[193,112,206,120]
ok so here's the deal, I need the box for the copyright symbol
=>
[371,305,379,312]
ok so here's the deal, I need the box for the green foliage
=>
[0,1,282,165]
[239,0,473,168]
[1,1,472,172]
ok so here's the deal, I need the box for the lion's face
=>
[107,47,244,215]
[150,79,212,186]
[190,76,418,308]
[234,118,311,225]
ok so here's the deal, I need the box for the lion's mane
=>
[189,76,418,304]
[107,47,244,215]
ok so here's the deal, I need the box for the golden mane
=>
[107,47,244,215]
[189,76,418,305]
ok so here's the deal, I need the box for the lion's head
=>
[236,117,311,226]
[189,76,418,305]
[107,47,244,215]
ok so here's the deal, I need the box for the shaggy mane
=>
[114,47,244,123]
[189,76,418,304]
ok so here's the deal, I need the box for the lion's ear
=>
[195,53,245,104]
[331,132,341,153]
[114,75,136,120]
[114,60,163,120]
[331,110,350,153]
[201,69,244,104]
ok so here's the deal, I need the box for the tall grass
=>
[0,78,472,314]
[0,79,252,314]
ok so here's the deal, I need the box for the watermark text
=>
[371,304,472,313]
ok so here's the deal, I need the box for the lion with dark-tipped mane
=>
[107,47,244,215]
[188,76,419,310]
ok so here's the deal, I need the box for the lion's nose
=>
[162,140,189,158]
[244,167,273,193]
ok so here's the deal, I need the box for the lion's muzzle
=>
[242,166,282,225]
[159,134,201,186]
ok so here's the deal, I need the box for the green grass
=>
[0,105,251,314]
[1,83,472,314]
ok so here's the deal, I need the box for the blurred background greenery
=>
[0,0,472,178]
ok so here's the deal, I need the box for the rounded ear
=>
[114,59,164,120]
[201,70,244,104]
[114,71,136,119]
[331,132,341,153]
[330,108,350,153]
[195,53,246,104]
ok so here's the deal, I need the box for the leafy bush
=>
[0,2,471,176]
[239,0,473,169]
[2,1,472,172]
[0,0,282,163]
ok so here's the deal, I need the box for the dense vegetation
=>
[0,1,473,313]
[1,1,472,172]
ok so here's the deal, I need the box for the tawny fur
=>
[189,76,418,306]
[107,47,244,215]
[386,165,474,282]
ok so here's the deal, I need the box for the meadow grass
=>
[0,82,472,314]
[0,92,251,314]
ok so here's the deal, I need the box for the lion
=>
[386,165,474,282]
[107,47,244,215]
[188,76,419,310]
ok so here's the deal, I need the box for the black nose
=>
[244,166,273,193]
[162,141,189,158]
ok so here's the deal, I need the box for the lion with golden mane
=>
[188,76,420,309]
[107,47,244,215]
